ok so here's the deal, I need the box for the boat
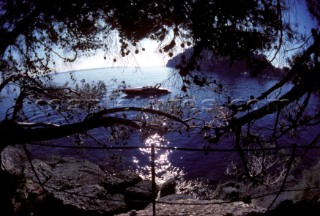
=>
[121,83,170,96]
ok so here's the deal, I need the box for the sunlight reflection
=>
[135,133,185,183]
[141,133,165,154]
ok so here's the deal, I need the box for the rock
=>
[44,157,107,191]
[38,157,128,215]
[23,159,52,183]
[0,149,139,216]
[1,145,27,176]
[127,210,138,216]
[160,178,176,197]
[266,200,320,216]
[103,175,125,192]
[0,145,30,215]
[157,194,193,202]
[221,186,240,201]
[213,181,248,202]
[115,198,266,216]
[104,170,143,193]
[51,184,126,215]
[117,170,143,185]
[125,180,159,210]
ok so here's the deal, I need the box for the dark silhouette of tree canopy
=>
[0,0,320,184]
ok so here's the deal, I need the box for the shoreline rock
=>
[116,195,266,216]
[0,145,157,215]
[2,145,320,216]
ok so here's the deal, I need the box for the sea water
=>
[1,66,319,182]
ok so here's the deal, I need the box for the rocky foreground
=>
[116,196,265,216]
[1,145,320,216]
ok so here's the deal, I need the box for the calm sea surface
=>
[1,66,319,182]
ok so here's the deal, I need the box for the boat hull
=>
[121,87,170,95]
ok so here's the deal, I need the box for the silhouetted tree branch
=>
[1,0,319,186]
[0,107,189,147]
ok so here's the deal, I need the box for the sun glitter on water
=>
[134,133,185,183]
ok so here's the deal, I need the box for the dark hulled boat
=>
[121,84,170,96]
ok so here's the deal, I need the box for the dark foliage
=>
[0,0,320,192]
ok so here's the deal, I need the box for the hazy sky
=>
[57,0,318,72]
[73,40,169,70]
[294,0,318,33]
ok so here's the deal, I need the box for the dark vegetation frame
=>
[0,0,320,214]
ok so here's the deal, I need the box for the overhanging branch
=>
[87,107,190,127]
[1,107,189,146]
[1,116,140,146]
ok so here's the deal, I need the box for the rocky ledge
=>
[116,194,265,216]
[0,145,158,215]
[1,145,320,216]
